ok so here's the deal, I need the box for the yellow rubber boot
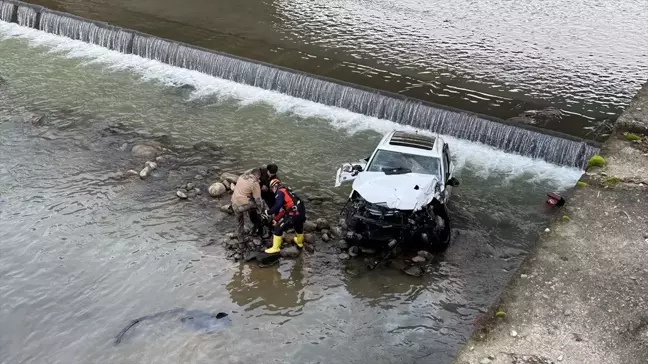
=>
[265,235,282,254]
[293,233,304,248]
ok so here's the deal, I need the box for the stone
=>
[488,355,496,360]
[338,218,348,230]
[139,166,151,179]
[348,245,360,257]
[402,266,425,277]
[479,358,491,364]
[176,190,188,199]
[252,238,262,247]
[304,221,318,233]
[220,204,233,214]
[337,240,349,250]
[338,253,350,260]
[330,226,343,238]
[316,218,331,231]
[558,355,564,361]
[208,182,227,197]
[544,228,551,233]
[233,253,242,261]
[510,330,518,337]
[119,143,128,151]
[564,309,572,316]
[131,144,159,158]
[321,233,330,242]
[521,274,529,278]
[195,188,202,195]
[280,246,301,258]
[227,233,237,239]
[412,256,426,263]
[155,155,175,163]
[417,250,434,261]
[220,172,239,184]
[194,174,204,180]
[145,161,157,170]
[304,233,315,244]
[193,141,222,153]
[186,182,195,190]
[125,169,139,176]
[304,243,315,253]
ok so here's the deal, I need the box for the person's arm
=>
[268,190,284,215]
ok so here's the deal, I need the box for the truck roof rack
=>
[388,131,436,150]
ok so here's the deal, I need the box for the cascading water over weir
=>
[0,0,600,168]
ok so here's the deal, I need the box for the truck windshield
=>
[366,150,441,177]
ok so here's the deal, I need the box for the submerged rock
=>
[321,233,330,242]
[402,266,425,277]
[337,240,349,250]
[125,169,139,177]
[145,161,158,170]
[186,182,195,191]
[208,182,227,197]
[132,144,159,158]
[348,246,360,257]
[338,253,350,260]
[176,190,188,199]
[193,141,222,153]
[330,226,343,238]
[417,250,434,261]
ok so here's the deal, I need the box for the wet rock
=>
[252,238,262,247]
[304,221,318,233]
[220,172,239,184]
[145,161,157,170]
[417,250,434,261]
[411,256,426,264]
[125,169,139,177]
[176,190,188,199]
[193,141,222,153]
[139,166,151,179]
[304,233,315,244]
[330,226,343,238]
[195,174,204,180]
[402,266,425,277]
[338,253,350,260]
[155,154,174,163]
[338,218,348,230]
[194,188,202,195]
[119,142,128,151]
[479,358,491,364]
[280,246,301,258]
[348,246,360,257]
[316,218,331,231]
[337,240,349,250]
[233,253,242,261]
[227,233,237,239]
[509,107,563,127]
[132,144,159,158]
[304,243,315,253]
[510,329,518,337]
[321,233,331,242]
[220,204,233,214]
[186,182,195,191]
[208,182,227,197]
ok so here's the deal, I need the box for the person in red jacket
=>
[264,178,306,254]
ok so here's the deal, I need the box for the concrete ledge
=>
[453,81,648,364]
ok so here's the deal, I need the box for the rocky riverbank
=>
[453,83,648,364]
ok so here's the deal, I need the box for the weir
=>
[0,0,601,168]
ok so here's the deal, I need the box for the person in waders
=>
[264,179,306,254]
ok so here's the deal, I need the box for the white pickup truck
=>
[335,130,459,251]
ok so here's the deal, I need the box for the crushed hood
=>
[352,172,441,211]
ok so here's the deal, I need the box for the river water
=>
[0,22,584,364]
[23,0,648,139]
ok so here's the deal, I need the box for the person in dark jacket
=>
[264,178,306,254]
[259,164,278,208]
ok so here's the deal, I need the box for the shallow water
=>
[0,22,583,364]
[25,0,648,136]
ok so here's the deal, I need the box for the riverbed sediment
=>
[452,82,648,364]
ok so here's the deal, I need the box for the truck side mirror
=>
[446,177,460,187]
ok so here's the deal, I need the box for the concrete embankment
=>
[453,83,648,364]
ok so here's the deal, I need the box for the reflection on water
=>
[0,22,583,364]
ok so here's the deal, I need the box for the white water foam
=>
[0,21,584,190]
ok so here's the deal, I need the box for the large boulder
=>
[208,182,227,197]
[131,144,160,158]
[316,218,330,231]
[220,172,239,185]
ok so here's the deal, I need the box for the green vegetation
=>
[587,155,607,169]
[623,132,642,141]
[562,215,570,222]
[604,176,620,187]
[576,181,588,187]
[495,311,506,318]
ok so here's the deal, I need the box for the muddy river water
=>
[0,22,585,364]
